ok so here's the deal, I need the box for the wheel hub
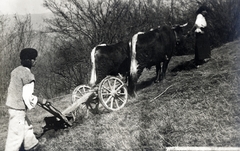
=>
[111,90,117,97]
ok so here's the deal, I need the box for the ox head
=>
[172,23,188,45]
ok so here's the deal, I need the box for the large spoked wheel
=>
[98,76,128,111]
[72,85,91,119]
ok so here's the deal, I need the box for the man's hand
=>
[38,97,49,105]
[42,98,47,104]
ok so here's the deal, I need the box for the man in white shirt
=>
[5,48,47,151]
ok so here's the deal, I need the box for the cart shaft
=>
[62,91,94,115]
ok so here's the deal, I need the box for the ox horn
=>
[180,23,188,27]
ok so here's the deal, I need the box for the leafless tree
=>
[0,15,36,104]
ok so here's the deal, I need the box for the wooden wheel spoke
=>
[110,97,114,109]
[115,84,124,92]
[116,92,126,97]
[101,92,111,96]
[116,96,125,103]
[113,79,117,90]
[76,90,83,96]
[104,95,112,104]
[114,98,119,108]
[107,80,112,90]
[102,85,111,92]
[83,87,87,92]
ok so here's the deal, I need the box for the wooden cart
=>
[38,76,128,128]
[71,76,128,118]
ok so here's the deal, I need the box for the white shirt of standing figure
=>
[195,14,207,33]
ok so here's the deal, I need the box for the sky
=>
[0,0,51,15]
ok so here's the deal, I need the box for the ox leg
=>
[162,60,170,79]
[154,63,162,83]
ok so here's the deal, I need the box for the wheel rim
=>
[98,76,128,111]
[72,85,91,103]
[72,85,91,118]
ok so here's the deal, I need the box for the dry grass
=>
[0,40,240,150]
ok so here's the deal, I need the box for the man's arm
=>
[22,82,37,110]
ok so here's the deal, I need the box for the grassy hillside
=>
[0,40,240,150]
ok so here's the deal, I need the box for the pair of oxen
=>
[89,23,188,97]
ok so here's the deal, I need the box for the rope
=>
[149,84,175,103]
[131,83,175,106]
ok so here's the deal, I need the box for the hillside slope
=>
[0,40,239,150]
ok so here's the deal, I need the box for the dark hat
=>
[196,5,209,14]
[20,48,38,60]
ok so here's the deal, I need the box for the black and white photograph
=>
[0,0,240,150]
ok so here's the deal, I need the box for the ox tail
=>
[89,47,97,86]
[128,32,144,97]
[89,44,106,86]
[130,32,144,77]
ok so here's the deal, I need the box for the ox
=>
[128,23,188,96]
[89,41,131,87]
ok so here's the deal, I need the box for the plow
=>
[38,76,128,130]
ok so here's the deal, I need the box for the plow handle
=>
[37,102,72,126]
